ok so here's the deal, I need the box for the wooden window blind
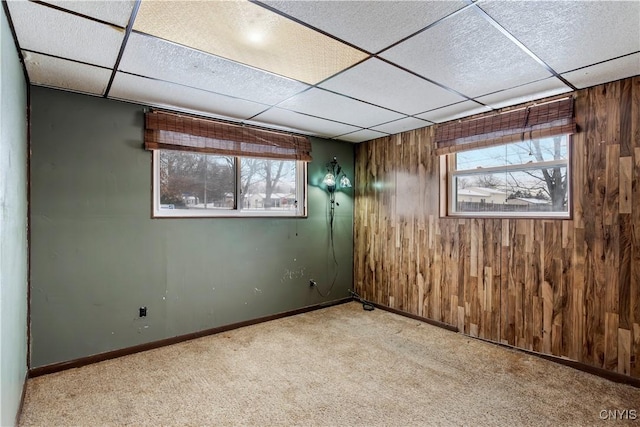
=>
[145,110,312,161]
[434,97,576,155]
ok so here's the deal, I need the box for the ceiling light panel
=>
[119,33,309,105]
[337,129,388,143]
[110,73,268,120]
[370,117,432,135]
[250,107,361,139]
[480,0,640,74]
[262,0,467,53]
[6,0,124,68]
[39,0,136,27]
[416,101,491,123]
[319,58,465,115]
[380,8,551,98]
[475,77,572,110]
[561,53,640,90]
[277,88,405,128]
[133,0,368,85]
[23,51,112,96]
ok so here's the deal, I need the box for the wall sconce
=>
[323,157,351,193]
[323,156,351,238]
[317,156,351,298]
[323,156,351,232]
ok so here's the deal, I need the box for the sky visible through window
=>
[456,137,568,171]
[451,136,570,215]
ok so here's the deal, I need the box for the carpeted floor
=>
[19,302,640,426]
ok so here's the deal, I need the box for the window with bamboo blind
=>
[145,110,309,217]
[438,97,576,218]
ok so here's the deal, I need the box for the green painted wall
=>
[0,8,28,426]
[29,87,354,368]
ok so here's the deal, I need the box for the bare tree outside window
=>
[153,150,304,217]
[506,136,568,211]
[449,135,570,217]
[159,151,234,210]
[474,174,502,189]
[241,158,297,211]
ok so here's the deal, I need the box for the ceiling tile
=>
[109,73,268,121]
[262,0,467,53]
[277,88,405,128]
[133,0,367,84]
[380,8,551,98]
[241,119,315,137]
[9,0,636,145]
[6,0,124,68]
[40,0,135,27]
[480,0,640,73]
[337,129,388,143]
[475,78,572,110]
[416,101,491,123]
[370,117,432,135]
[120,32,310,105]
[561,53,640,90]
[23,51,112,96]
[319,58,465,115]
[250,108,361,139]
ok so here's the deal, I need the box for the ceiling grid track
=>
[6,0,638,141]
[375,57,486,109]
[1,0,30,85]
[373,1,476,57]
[250,0,372,57]
[103,0,142,98]
[31,0,124,29]
[563,50,640,75]
[470,2,579,91]
[21,49,114,71]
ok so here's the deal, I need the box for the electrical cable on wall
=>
[312,185,340,298]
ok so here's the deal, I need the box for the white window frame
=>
[443,137,572,219]
[152,150,307,218]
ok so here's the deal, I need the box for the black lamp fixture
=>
[314,156,351,298]
[323,157,351,193]
[322,156,351,237]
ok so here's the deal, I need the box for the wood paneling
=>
[354,76,640,379]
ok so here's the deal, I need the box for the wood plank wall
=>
[354,76,640,378]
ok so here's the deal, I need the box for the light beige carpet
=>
[19,302,640,426]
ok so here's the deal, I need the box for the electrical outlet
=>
[139,306,147,317]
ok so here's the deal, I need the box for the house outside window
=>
[154,150,305,217]
[145,110,311,218]
[445,135,570,218]
[436,97,576,219]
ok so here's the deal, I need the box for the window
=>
[445,136,570,218]
[436,96,576,219]
[145,110,310,218]
[154,151,306,217]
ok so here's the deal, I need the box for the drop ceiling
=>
[5,0,640,143]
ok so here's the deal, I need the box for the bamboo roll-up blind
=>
[145,110,312,161]
[435,97,576,155]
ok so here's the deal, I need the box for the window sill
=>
[152,209,307,219]
[442,211,572,220]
